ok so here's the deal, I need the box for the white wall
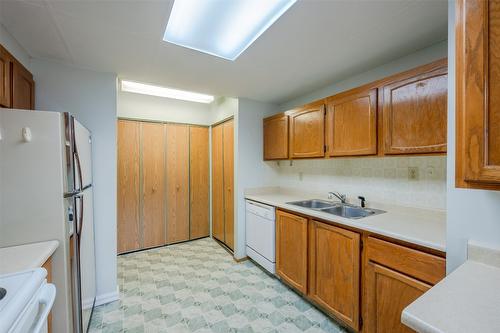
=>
[30,58,119,302]
[446,2,500,272]
[0,23,31,69]
[280,40,447,110]
[118,90,212,125]
[210,97,238,124]
[234,98,278,259]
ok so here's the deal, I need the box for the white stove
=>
[0,268,56,333]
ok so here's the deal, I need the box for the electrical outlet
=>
[408,167,419,180]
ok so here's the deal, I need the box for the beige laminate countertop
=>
[402,243,500,333]
[245,188,446,252]
[0,240,59,274]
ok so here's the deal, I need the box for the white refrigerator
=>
[0,108,96,333]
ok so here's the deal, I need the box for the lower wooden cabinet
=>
[276,210,308,293]
[364,262,430,333]
[309,220,360,330]
[363,237,445,333]
[274,210,446,332]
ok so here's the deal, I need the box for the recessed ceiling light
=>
[163,0,297,61]
[121,80,214,104]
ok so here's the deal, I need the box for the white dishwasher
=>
[245,200,276,274]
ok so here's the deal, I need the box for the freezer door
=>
[74,187,96,332]
[73,119,93,189]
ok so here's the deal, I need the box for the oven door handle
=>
[31,283,56,333]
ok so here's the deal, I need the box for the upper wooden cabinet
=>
[309,220,360,330]
[12,61,35,110]
[0,44,35,110]
[326,88,377,156]
[289,104,325,158]
[0,46,12,108]
[456,0,500,189]
[263,113,289,160]
[276,210,308,294]
[382,60,448,155]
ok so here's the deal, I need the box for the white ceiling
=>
[0,0,447,104]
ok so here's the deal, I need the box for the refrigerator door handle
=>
[75,194,84,243]
[74,150,83,191]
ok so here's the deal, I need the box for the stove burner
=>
[0,287,6,301]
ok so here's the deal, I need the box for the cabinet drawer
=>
[366,237,445,285]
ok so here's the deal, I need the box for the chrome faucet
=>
[328,191,347,204]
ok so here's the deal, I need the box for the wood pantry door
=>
[166,123,190,244]
[117,120,141,253]
[223,119,234,250]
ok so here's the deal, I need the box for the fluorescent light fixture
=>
[163,0,297,61]
[121,80,214,104]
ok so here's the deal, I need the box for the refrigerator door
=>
[73,119,93,189]
[73,187,96,333]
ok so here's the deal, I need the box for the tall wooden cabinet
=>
[141,122,166,248]
[117,119,210,254]
[456,0,500,189]
[0,44,35,110]
[189,126,210,239]
[211,119,235,250]
[166,124,190,244]
[117,120,141,253]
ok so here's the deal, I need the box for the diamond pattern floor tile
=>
[89,238,347,333]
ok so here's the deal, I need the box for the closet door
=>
[166,124,190,244]
[141,122,166,248]
[117,120,141,253]
[223,120,234,250]
[211,123,225,242]
[189,126,209,239]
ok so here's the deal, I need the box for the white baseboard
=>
[94,287,120,307]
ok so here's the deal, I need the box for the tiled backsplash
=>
[268,156,446,210]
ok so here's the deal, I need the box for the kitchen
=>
[0,1,500,333]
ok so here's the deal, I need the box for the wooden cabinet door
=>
[289,105,325,158]
[456,0,500,188]
[190,126,209,239]
[141,122,166,248]
[276,210,308,293]
[12,62,35,110]
[223,120,234,250]
[166,124,189,244]
[117,120,141,253]
[364,237,445,333]
[326,88,377,156]
[263,113,289,160]
[211,123,225,243]
[382,60,447,154]
[0,47,11,108]
[308,221,360,330]
[364,262,430,333]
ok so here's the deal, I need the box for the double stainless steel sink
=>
[286,199,385,219]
